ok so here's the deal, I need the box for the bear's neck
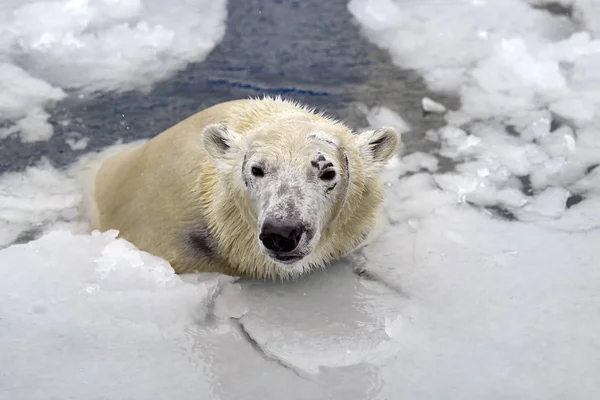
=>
[321,174,385,262]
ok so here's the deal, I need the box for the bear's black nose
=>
[259,220,303,253]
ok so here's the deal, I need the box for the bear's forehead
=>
[248,138,339,166]
[248,127,339,154]
[253,119,344,144]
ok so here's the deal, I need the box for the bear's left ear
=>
[356,126,401,171]
[202,123,243,170]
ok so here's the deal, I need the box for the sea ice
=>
[0,0,228,142]
[363,206,600,399]
[0,229,224,400]
[2,0,600,398]
[421,97,447,113]
[0,229,413,399]
[362,105,412,134]
[0,158,82,248]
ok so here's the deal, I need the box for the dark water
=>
[0,0,459,174]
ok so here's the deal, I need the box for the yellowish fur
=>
[93,96,400,280]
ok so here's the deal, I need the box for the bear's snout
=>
[259,219,305,256]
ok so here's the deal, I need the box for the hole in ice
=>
[468,202,518,222]
[12,227,42,246]
[517,175,535,196]
[549,119,562,133]
[586,164,599,174]
[566,194,584,209]
[529,2,574,18]
[505,125,520,137]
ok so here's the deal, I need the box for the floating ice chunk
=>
[405,152,439,172]
[434,171,529,211]
[433,115,586,209]
[542,196,600,232]
[421,97,447,113]
[569,53,600,93]
[438,126,468,143]
[530,157,587,190]
[0,159,82,248]
[461,188,503,208]
[564,133,577,153]
[495,143,549,177]
[538,125,577,157]
[520,187,570,219]
[0,63,66,120]
[214,264,409,375]
[348,0,403,30]
[490,39,567,92]
[0,107,54,142]
[0,229,238,398]
[385,173,456,223]
[437,126,482,160]
[382,154,402,183]
[384,154,402,170]
[425,128,441,142]
[495,188,529,208]
[541,0,600,35]
[348,0,566,92]
[533,165,600,231]
[463,38,568,119]
[573,127,600,167]
[434,173,504,208]
[0,0,228,142]
[12,107,55,142]
[0,141,143,247]
[453,128,549,177]
[364,105,411,134]
[390,151,440,178]
[570,166,600,195]
[549,97,597,127]
[384,315,404,338]
[65,135,90,151]
[434,173,488,200]
[456,159,513,188]
[5,0,227,93]
[541,31,600,62]
[506,109,553,138]
[0,63,66,142]
[349,0,598,138]
[477,168,490,178]
[578,1,600,35]
[519,113,552,142]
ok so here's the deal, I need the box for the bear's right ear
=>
[202,124,243,170]
[356,126,401,176]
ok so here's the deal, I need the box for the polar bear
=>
[92,97,401,279]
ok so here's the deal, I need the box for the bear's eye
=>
[319,170,336,181]
[251,166,265,177]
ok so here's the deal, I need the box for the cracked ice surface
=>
[346,0,600,397]
[0,230,410,399]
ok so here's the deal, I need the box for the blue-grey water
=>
[0,0,458,173]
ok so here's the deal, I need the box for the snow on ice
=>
[421,96,447,114]
[0,158,83,247]
[1,0,600,399]
[0,0,227,142]
[0,230,409,399]
[357,103,413,134]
